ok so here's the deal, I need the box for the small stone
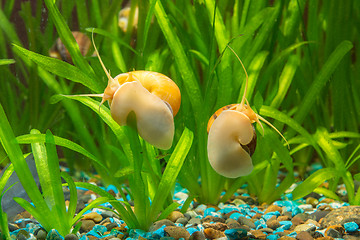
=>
[80,219,95,232]
[344,236,360,240]
[202,216,225,223]
[175,217,188,226]
[187,218,201,226]
[106,222,118,231]
[325,225,345,236]
[82,212,102,223]
[238,216,256,229]
[249,229,267,239]
[296,231,314,240]
[64,233,79,240]
[344,221,359,232]
[315,237,335,240]
[294,224,315,232]
[35,229,47,240]
[203,228,225,239]
[224,228,247,240]
[306,197,319,207]
[261,228,273,234]
[164,226,190,240]
[46,229,64,240]
[167,211,185,223]
[149,219,176,232]
[311,231,324,238]
[267,219,280,230]
[202,222,228,231]
[279,236,296,240]
[321,206,360,228]
[189,230,206,240]
[265,205,283,214]
[325,228,342,238]
[16,230,30,240]
[304,219,320,228]
[278,215,291,222]
[225,218,241,229]
[311,210,331,222]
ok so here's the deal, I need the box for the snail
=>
[49,31,92,64]
[118,3,139,32]
[80,34,181,150]
[207,45,288,178]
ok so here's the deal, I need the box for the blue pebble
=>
[151,225,166,238]
[204,207,216,217]
[344,222,359,232]
[224,228,247,240]
[279,221,292,230]
[186,228,197,235]
[92,224,107,234]
[267,234,279,240]
[288,231,297,237]
[229,212,242,220]
[79,235,89,240]
[106,184,118,194]
[291,207,304,216]
[129,229,147,238]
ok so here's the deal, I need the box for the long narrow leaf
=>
[150,128,193,222]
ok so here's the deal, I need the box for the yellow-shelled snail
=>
[49,31,92,64]
[85,36,180,150]
[207,46,288,178]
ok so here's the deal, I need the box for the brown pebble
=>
[189,230,206,240]
[306,197,319,207]
[167,211,185,223]
[202,216,225,223]
[316,237,335,240]
[265,204,283,214]
[267,219,281,230]
[82,212,102,223]
[203,228,225,239]
[80,219,95,232]
[291,216,305,227]
[325,225,345,236]
[202,222,228,231]
[305,219,320,227]
[321,206,360,228]
[250,229,267,239]
[225,218,241,229]
[296,231,314,240]
[279,236,296,240]
[164,226,190,240]
[278,215,291,221]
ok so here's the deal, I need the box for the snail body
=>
[102,70,180,150]
[49,31,91,64]
[84,34,181,150]
[207,46,287,178]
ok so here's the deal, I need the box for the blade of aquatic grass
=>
[270,55,300,108]
[0,59,15,65]
[0,208,10,239]
[158,202,180,220]
[51,95,132,159]
[291,168,339,200]
[260,106,324,160]
[0,8,21,45]
[75,0,89,30]
[74,182,138,228]
[16,133,109,174]
[61,172,77,220]
[89,0,102,26]
[150,128,193,222]
[314,128,346,171]
[85,27,138,55]
[0,164,14,194]
[313,187,341,201]
[345,143,360,169]
[43,0,97,81]
[12,44,101,92]
[71,197,110,224]
[0,104,51,218]
[154,0,202,115]
[294,40,353,125]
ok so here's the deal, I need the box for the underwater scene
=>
[0,0,360,239]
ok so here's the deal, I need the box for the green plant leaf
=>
[150,128,193,222]
[12,44,101,92]
[0,59,15,65]
[16,133,109,174]
[292,168,339,200]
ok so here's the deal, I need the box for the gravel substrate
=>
[4,179,360,240]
